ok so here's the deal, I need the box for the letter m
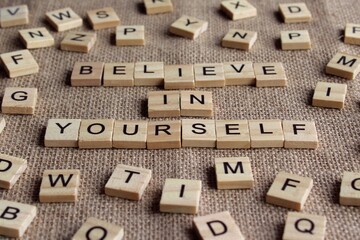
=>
[223,162,244,174]
[48,174,73,187]
[337,55,357,67]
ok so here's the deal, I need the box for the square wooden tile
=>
[164,64,195,89]
[87,7,120,30]
[160,178,202,214]
[216,120,250,149]
[61,31,97,53]
[0,200,36,238]
[169,15,208,39]
[71,62,104,86]
[345,23,360,46]
[147,120,181,149]
[325,52,360,79]
[279,3,312,23]
[283,120,318,149]
[254,62,287,87]
[105,164,152,201]
[2,87,37,115]
[0,153,27,189]
[144,0,173,15]
[266,171,313,210]
[39,169,80,203]
[19,27,55,49]
[113,120,148,149]
[283,212,326,240]
[78,119,114,149]
[194,63,225,87]
[44,119,81,147]
[182,119,216,148]
[0,49,39,78]
[0,5,29,28]
[180,91,213,117]
[193,211,245,240]
[221,0,257,21]
[215,157,254,189]
[148,91,180,117]
[312,82,347,109]
[340,171,360,206]
[222,29,257,50]
[249,120,284,148]
[103,63,134,86]
[116,25,145,46]
[134,62,164,86]
[281,30,311,50]
[223,62,255,86]
[46,7,83,32]
[72,217,124,240]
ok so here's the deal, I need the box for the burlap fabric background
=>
[0,0,359,239]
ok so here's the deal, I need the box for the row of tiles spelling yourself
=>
[44,119,319,149]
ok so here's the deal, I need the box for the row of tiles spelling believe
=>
[44,119,318,149]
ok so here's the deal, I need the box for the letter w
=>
[52,11,71,20]
[49,174,73,187]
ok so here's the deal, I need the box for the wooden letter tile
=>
[0,5,29,28]
[182,119,216,148]
[61,31,97,53]
[283,212,326,240]
[0,49,39,78]
[19,27,55,49]
[44,119,81,147]
[113,120,148,149]
[254,62,287,87]
[160,178,202,214]
[266,171,313,210]
[148,91,180,117]
[215,157,254,189]
[223,62,255,86]
[147,120,181,149]
[46,7,83,32]
[279,3,312,23]
[222,29,257,50]
[283,120,318,149]
[216,120,250,149]
[0,153,27,189]
[180,91,213,117]
[312,82,347,109]
[72,217,124,240]
[39,169,80,203]
[194,63,225,87]
[2,87,37,115]
[103,63,134,87]
[105,164,152,201]
[169,15,208,40]
[0,200,36,238]
[193,211,245,240]
[340,171,360,206]
[281,30,311,50]
[221,0,257,21]
[78,119,114,149]
[71,62,104,86]
[325,52,360,79]
[249,120,284,148]
[164,64,195,89]
[144,0,173,15]
[134,62,164,86]
[116,25,145,46]
[87,7,120,30]
[345,23,360,46]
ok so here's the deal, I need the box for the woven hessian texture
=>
[0,0,359,239]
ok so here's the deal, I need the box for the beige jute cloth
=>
[0,0,359,239]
